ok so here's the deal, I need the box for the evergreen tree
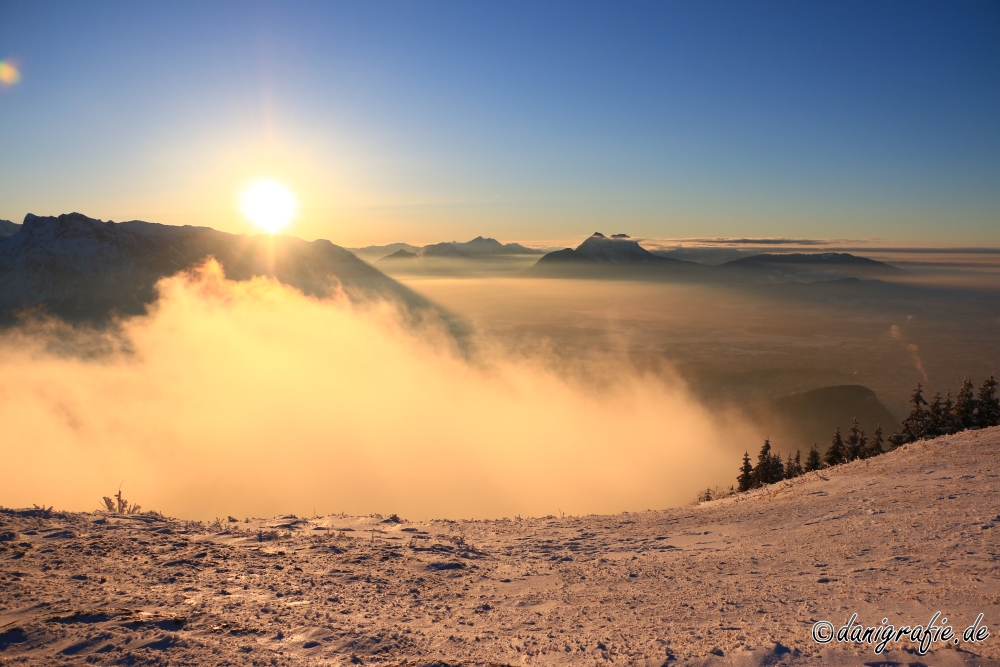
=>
[752,439,784,487]
[893,383,929,445]
[887,429,907,448]
[941,391,962,435]
[926,392,945,437]
[737,451,754,492]
[845,418,864,461]
[976,375,1000,427]
[955,377,978,429]
[753,439,770,486]
[784,452,796,479]
[863,424,884,458]
[824,426,846,466]
[770,449,786,483]
[734,370,998,495]
[804,444,823,472]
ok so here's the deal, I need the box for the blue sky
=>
[0,1,997,245]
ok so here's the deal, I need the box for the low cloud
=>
[0,261,752,520]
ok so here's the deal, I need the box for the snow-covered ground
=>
[2,428,998,666]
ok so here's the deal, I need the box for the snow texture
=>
[2,427,999,666]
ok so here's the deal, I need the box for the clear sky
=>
[1,1,998,246]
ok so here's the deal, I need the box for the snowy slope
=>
[2,427,998,665]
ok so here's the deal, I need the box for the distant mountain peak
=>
[725,252,898,268]
[574,233,659,263]
[532,233,698,273]
[377,249,418,261]
[421,236,542,258]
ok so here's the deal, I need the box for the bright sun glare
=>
[239,179,298,234]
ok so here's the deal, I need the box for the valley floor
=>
[2,429,1000,666]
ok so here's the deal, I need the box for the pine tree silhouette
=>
[891,383,929,446]
[845,418,864,461]
[737,451,754,492]
[770,448,785,484]
[784,453,796,479]
[863,424,884,458]
[955,377,978,429]
[804,444,823,472]
[752,439,785,487]
[927,392,945,437]
[824,426,846,466]
[941,391,962,435]
[734,371,997,486]
[976,375,1000,427]
[753,439,773,487]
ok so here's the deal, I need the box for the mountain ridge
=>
[0,219,20,237]
[0,212,435,325]
[350,236,544,262]
[529,233,901,284]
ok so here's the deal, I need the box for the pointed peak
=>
[591,232,605,238]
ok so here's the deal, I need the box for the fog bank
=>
[0,261,751,520]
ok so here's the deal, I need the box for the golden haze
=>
[0,261,752,520]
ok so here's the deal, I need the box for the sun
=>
[239,179,298,234]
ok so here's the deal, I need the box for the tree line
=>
[735,375,999,493]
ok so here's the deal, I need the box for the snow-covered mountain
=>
[0,213,432,324]
[573,232,665,263]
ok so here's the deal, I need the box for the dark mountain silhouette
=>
[0,213,436,325]
[529,234,904,286]
[727,252,897,269]
[421,236,543,258]
[753,385,900,451]
[720,252,902,282]
[377,249,419,262]
[349,237,543,262]
[0,219,20,237]
[529,233,708,279]
[347,242,422,262]
[538,232,669,264]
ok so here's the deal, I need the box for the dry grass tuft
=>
[692,485,737,504]
[100,486,142,515]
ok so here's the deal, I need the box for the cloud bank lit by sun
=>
[239,179,298,234]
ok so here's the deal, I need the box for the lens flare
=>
[0,60,21,87]
[239,179,298,234]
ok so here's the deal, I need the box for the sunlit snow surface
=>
[2,428,998,665]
